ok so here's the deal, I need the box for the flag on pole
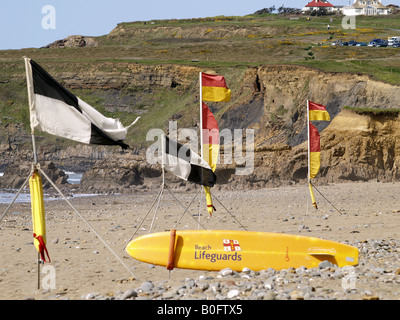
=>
[24,58,139,150]
[200,72,230,216]
[308,121,321,209]
[308,101,330,121]
[201,73,231,102]
[307,100,330,209]
[202,102,219,172]
[29,170,50,262]
[202,102,220,216]
[309,121,321,180]
[162,135,216,187]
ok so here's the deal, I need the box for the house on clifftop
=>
[302,0,390,15]
[302,0,337,13]
[342,0,389,15]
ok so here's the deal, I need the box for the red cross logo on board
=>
[223,239,241,252]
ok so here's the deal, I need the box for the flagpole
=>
[161,134,165,186]
[307,100,310,216]
[25,56,42,287]
[24,57,38,164]
[199,73,212,218]
[307,100,310,184]
[199,72,205,223]
[199,72,204,159]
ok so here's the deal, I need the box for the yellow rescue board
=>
[126,230,358,271]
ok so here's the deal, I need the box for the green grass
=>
[0,81,30,128]
[126,88,200,148]
[343,106,400,115]
[296,57,400,85]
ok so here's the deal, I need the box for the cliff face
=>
[2,63,400,192]
[320,109,400,182]
[57,63,201,91]
[215,66,400,189]
[234,108,400,190]
[43,35,98,48]
[225,65,400,148]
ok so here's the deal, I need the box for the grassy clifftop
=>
[2,14,400,76]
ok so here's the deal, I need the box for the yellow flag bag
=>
[204,186,216,217]
[29,170,50,262]
[308,182,318,209]
[307,101,330,210]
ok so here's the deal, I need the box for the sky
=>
[0,0,385,50]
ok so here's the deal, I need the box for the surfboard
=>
[126,230,358,271]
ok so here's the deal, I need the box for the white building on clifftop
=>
[303,0,338,12]
[342,0,389,15]
[302,0,389,15]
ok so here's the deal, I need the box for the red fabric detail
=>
[309,101,328,111]
[201,73,228,88]
[202,102,219,144]
[309,122,321,152]
[33,233,51,263]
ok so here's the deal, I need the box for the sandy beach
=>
[0,181,399,300]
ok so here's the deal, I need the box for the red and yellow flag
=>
[202,102,219,216]
[202,73,231,102]
[200,72,230,216]
[309,122,320,209]
[309,121,321,180]
[309,101,330,121]
[308,100,330,210]
[202,102,219,172]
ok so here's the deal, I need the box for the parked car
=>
[392,43,400,48]
[331,40,343,46]
[376,40,388,47]
[356,42,367,46]
[388,37,400,46]
[341,42,349,46]
[348,40,358,46]
[368,39,385,47]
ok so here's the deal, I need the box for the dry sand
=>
[0,181,399,300]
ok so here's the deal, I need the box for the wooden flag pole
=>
[25,56,42,288]
[20,57,141,287]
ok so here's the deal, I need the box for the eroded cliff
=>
[2,63,400,192]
